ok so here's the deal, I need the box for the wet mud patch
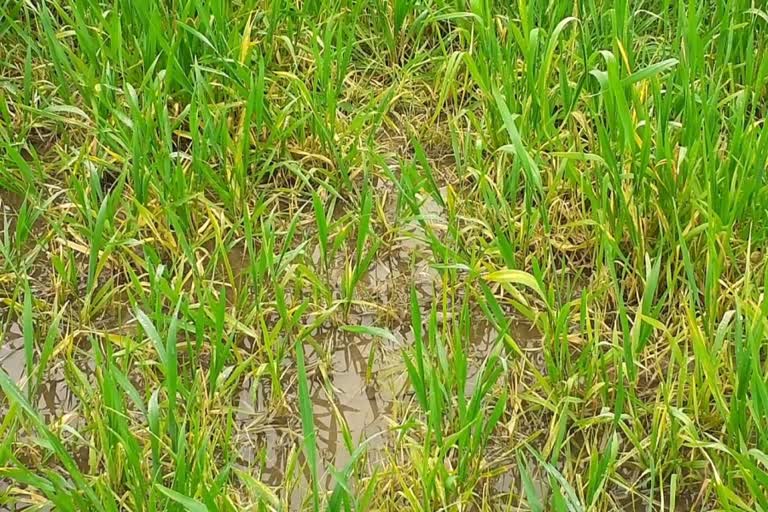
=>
[0,325,93,510]
[0,321,89,425]
[310,331,401,468]
[233,321,406,503]
[234,384,295,488]
[359,249,442,319]
[0,323,24,384]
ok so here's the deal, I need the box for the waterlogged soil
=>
[0,182,552,508]
[0,322,85,511]
[230,305,542,508]
[0,323,80,422]
[0,323,24,384]
[0,258,545,509]
[234,320,406,486]
[310,332,397,466]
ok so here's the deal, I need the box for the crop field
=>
[0,0,767,510]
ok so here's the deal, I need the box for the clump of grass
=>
[1,0,767,510]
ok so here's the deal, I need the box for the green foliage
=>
[0,0,766,510]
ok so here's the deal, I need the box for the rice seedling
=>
[1,0,767,510]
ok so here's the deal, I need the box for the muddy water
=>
[0,323,79,422]
[232,307,541,506]
[0,322,83,510]
[234,384,293,487]
[468,315,540,354]
[464,315,540,393]
[0,323,24,384]
[312,331,400,467]
[236,324,404,484]
[1,172,554,509]
[310,314,541,466]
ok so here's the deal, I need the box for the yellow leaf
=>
[485,269,546,302]
[239,14,253,64]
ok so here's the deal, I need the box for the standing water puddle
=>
[1,322,85,510]
[311,332,401,468]
[232,307,542,506]
[0,323,80,422]
[0,323,24,384]
[232,318,406,512]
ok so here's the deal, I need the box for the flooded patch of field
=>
[227,303,543,507]
[0,323,24,384]
[234,319,404,481]
[0,323,80,422]
[0,320,87,510]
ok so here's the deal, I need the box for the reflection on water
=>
[235,323,404,493]
[0,323,24,384]
[0,323,80,421]
[231,308,541,508]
